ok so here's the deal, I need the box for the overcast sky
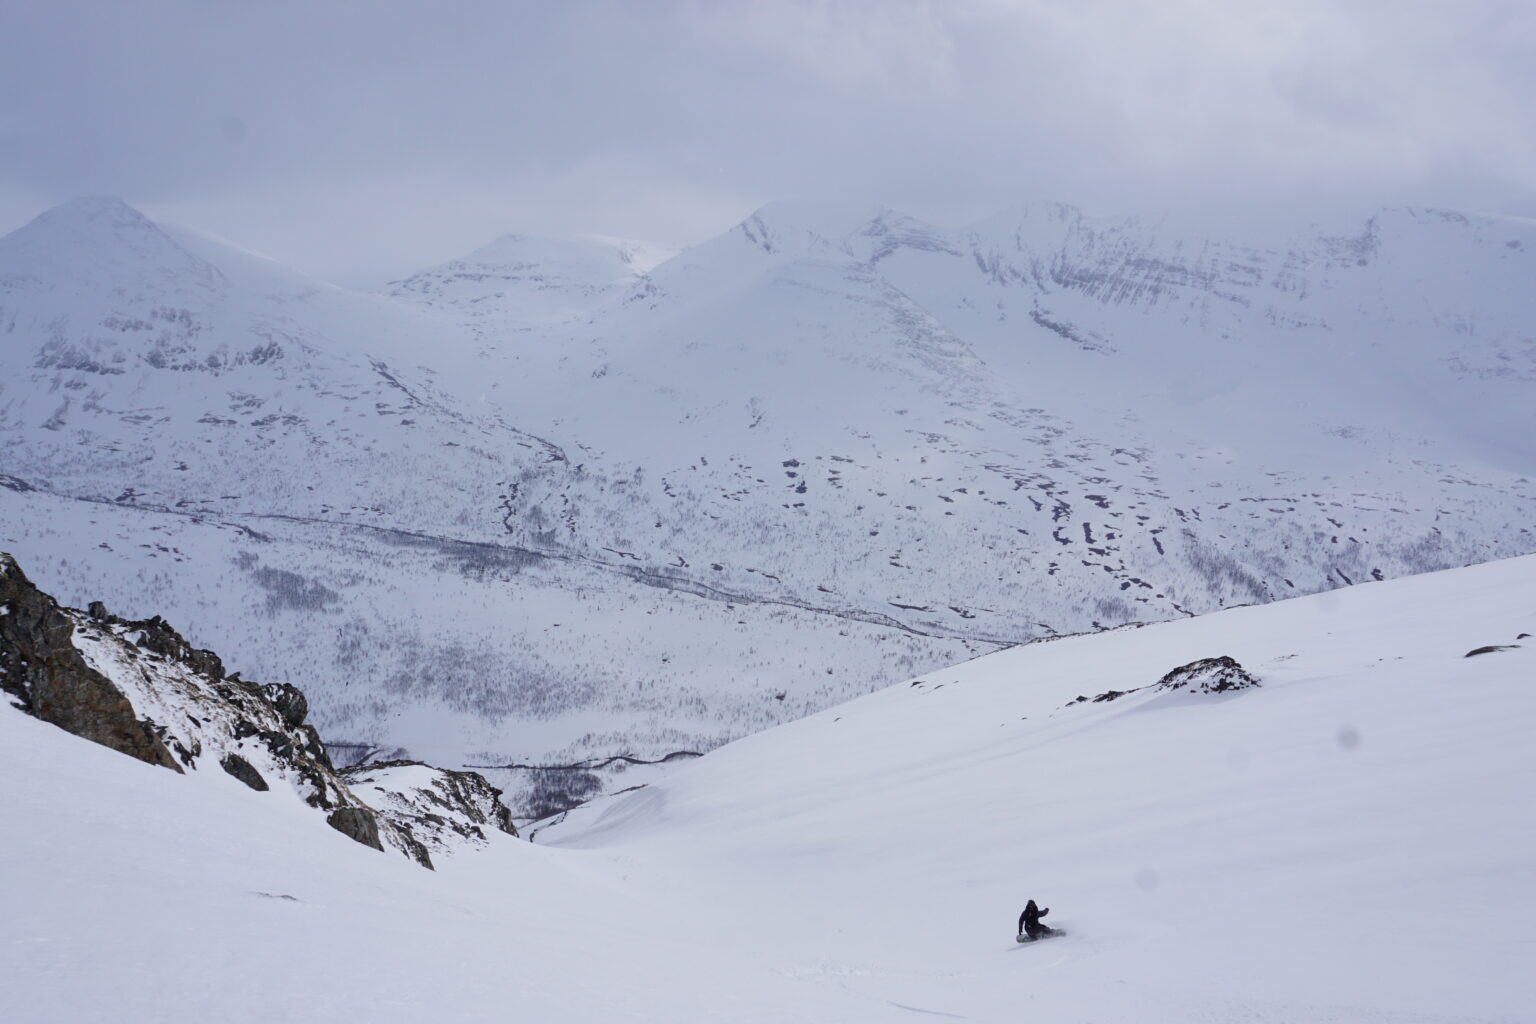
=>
[3,0,1535,286]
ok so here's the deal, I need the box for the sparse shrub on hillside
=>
[1179,532,1270,604]
[1392,530,1458,575]
[1092,594,1134,624]
[250,567,339,614]
[523,769,602,821]
[379,631,601,720]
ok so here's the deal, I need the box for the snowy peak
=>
[0,198,268,378]
[459,231,669,275]
[687,199,1536,320]
[0,196,473,381]
[6,195,164,249]
[731,199,888,256]
[11,195,154,239]
[0,196,223,294]
[717,200,976,269]
[456,231,649,278]
[387,230,666,325]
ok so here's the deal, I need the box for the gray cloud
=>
[4,0,1534,285]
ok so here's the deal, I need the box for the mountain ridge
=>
[3,195,1533,814]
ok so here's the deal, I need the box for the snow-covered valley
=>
[3,196,1534,808]
[4,552,1532,1022]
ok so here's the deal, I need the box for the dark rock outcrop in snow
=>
[0,552,516,868]
[341,759,520,853]
[0,553,180,770]
[263,682,309,730]
[220,752,270,791]
[1464,645,1519,658]
[326,806,385,852]
[1154,655,1261,694]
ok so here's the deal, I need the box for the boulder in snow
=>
[1154,656,1261,694]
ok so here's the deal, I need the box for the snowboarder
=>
[1017,899,1054,940]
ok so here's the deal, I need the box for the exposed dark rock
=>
[1464,645,1519,658]
[1,552,453,868]
[263,682,309,730]
[259,729,295,763]
[1066,687,1139,706]
[83,600,228,681]
[1155,655,1261,694]
[297,724,333,769]
[166,734,202,769]
[326,806,384,852]
[0,552,180,770]
[342,759,520,853]
[398,834,434,870]
[326,803,433,868]
[220,752,269,791]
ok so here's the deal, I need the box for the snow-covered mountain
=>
[387,231,671,328]
[2,195,1533,809]
[5,552,1531,1021]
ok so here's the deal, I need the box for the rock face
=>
[0,552,516,868]
[220,752,271,791]
[1154,656,1261,694]
[325,806,385,852]
[341,760,520,855]
[0,554,180,770]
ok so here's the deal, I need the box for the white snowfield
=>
[5,554,1533,1022]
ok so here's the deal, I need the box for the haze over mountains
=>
[2,195,1533,808]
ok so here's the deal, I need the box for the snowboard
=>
[1015,928,1065,944]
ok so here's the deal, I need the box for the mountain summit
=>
[0,196,224,297]
[387,231,670,326]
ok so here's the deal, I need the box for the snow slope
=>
[4,554,1532,1022]
[535,552,1536,1022]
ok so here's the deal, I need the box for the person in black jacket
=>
[1018,899,1054,940]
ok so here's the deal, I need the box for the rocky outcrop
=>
[1,554,180,770]
[263,682,308,730]
[342,760,519,855]
[220,752,270,791]
[1463,644,1519,657]
[325,806,385,852]
[0,551,507,869]
[1154,656,1261,694]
